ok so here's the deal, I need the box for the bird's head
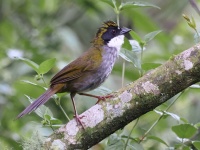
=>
[92,21,131,50]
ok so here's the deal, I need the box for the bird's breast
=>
[86,46,118,90]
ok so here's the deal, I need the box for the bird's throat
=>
[107,35,125,52]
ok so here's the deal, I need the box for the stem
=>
[124,118,140,150]
[140,46,144,76]
[41,74,47,87]
[195,29,200,41]
[58,102,71,121]
[49,123,55,131]
[139,92,184,143]
[114,2,124,87]
[122,61,125,87]
[44,124,64,127]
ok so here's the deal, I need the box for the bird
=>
[17,21,131,128]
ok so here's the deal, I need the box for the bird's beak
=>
[120,27,131,35]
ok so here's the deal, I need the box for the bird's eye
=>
[112,30,116,35]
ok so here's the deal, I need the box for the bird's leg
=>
[70,93,85,129]
[79,93,113,104]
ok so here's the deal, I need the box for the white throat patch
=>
[107,35,125,51]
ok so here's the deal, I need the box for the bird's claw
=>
[96,95,114,104]
[74,114,85,129]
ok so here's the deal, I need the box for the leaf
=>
[172,124,197,138]
[129,31,144,44]
[122,38,132,50]
[112,0,121,8]
[50,118,62,124]
[190,84,200,89]
[129,40,143,52]
[24,95,53,119]
[119,48,141,69]
[182,146,192,150]
[121,135,138,142]
[129,141,144,150]
[144,30,162,43]
[194,32,200,43]
[21,80,47,90]
[142,63,161,71]
[147,135,168,146]
[164,111,180,122]
[120,1,160,11]
[195,122,200,128]
[17,57,39,74]
[33,99,54,119]
[193,141,200,150]
[38,58,56,74]
[105,133,125,150]
[101,0,114,8]
[174,144,190,150]
[44,114,51,121]
[154,109,163,115]
[119,50,132,62]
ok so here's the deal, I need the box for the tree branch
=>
[43,43,200,150]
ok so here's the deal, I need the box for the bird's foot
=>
[74,114,85,129]
[79,92,113,104]
[95,95,113,104]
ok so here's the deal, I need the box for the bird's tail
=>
[17,86,60,119]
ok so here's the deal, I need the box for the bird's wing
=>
[50,48,102,85]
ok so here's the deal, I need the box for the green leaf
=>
[194,32,200,43]
[154,109,163,115]
[174,144,186,149]
[195,122,200,128]
[172,124,197,138]
[129,141,144,150]
[44,114,51,121]
[38,58,56,74]
[129,40,143,52]
[129,31,144,44]
[50,118,62,124]
[112,0,121,9]
[21,80,47,90]
[190,84,200,89]
[121,135,138,142]
[147,135,168,146]
[144,30,162,43]
[17,57,39,74]
[101,0,114,8]
[119,50,132,62]
[122,38,132,50]
[142,63,161,71]
[182,146,191,150]
[24,95,52,120]
[105,133,125,150]
[193,141,200,150]
[119,48,141,69]
[120,1,160,11]
[164,111,180,122]
[34,101,53,119]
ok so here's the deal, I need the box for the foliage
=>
[1,0,200,150]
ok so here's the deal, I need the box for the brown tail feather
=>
[17,87,59,118]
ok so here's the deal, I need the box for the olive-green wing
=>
[50,48,102,85]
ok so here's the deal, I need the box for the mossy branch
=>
[43,43,200,150]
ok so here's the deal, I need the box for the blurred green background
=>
[1,0,200,149]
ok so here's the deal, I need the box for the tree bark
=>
[43,43,200,150]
